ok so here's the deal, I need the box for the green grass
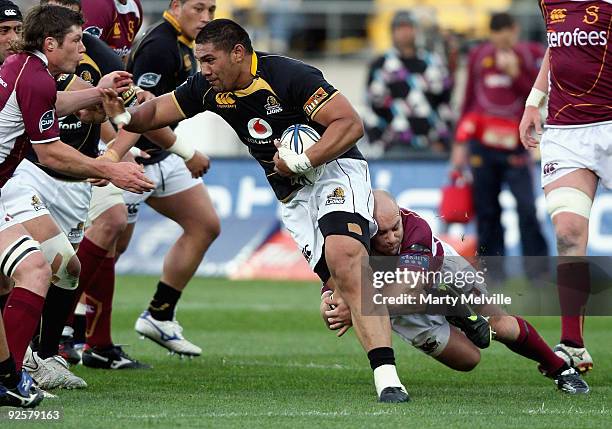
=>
[12,276,611,428]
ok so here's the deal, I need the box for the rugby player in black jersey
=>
[90,0,218,358]
[102,19,409,403]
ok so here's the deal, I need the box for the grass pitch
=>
[15,276,611,428]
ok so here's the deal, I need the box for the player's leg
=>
[476,304,588,394]
[320,159,407,403]
[392,316,480,372]
[132,159,219,356]
[79,184,149,369]
[0,275,11,313]
[544,169,597,373]
[0,312,43,408]
[0,222,51,371]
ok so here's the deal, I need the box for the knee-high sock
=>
[2,287,45,370]
[500,316,566,376]
[558,262,590,348]
[85,256,115,349]
[38,285,78,359]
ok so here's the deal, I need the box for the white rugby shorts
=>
[541,123,612,189]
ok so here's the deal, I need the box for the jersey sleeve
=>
[82,0,114,40]
[130,37,180,97]
[172,73,210,119]
[17,75,59,144]
[284,60,338,120]
[55,73,77,92]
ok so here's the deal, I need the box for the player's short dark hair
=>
[17,5,83,52]
[40,0,82,12]
[489,12,515,32]
[195,18,253,54]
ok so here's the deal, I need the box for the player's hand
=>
[103,161,154,194]
[273,140,296,177]
[519,106,543,149]
[185,150,210,178]
[98,71,133,93]
[136,89,155,104]
[321,291,352,337]
[88,178,110,187]
[101,89,128,128]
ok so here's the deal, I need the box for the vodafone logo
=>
[247,118,273,139]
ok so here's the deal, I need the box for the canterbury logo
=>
[215,92,235,105]
[550,8,567,23]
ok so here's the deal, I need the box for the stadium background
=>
[5,2,610,427]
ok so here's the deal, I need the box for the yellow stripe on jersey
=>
[171,91,187,119]
[79,54,101,78]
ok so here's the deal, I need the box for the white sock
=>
[75,302,87,316]
[373,364,405,397]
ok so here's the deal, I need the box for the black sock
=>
[367,347,396,370]
[38,285,78,360]
[0,355,20,389]
[148,281,181,321]
[73,314,86,344]
[0,292,9,314]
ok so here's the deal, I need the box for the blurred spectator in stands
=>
[364,11,453,157]
[450,12,548,259]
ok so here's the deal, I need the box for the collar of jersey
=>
[163,10,194,49]
[31,50,48,66]
[232,53,278,98]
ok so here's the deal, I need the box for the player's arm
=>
[519,48,549,148]
[63,75,108,124]
[33,139,152,193]
[305,93,364,167]
[56,71,132,117]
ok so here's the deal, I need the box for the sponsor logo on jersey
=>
[39,110,55,133]
[325,187,345,205]
[247,118,273,139]
[304,87,329,117]
[216,92,236,108]
[68,222,85,239]
[399,253,430,270]
[583,5,599,25]
[31,195,46,212]
[547,28,607,48]
[84,26,103,38]
[80,70,93,83]
[59,120,82,131]
[113,46,131,58]
[543,162,558,176]
[137,73,161,88]
[265,95,283,115]
[549,8,567,24]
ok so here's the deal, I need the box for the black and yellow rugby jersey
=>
[127,11,197,165]
[173,52,365,201]
[27,33,137,181]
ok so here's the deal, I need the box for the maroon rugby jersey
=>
[540,0,612,126]
[461,41,544,120]
[82,0,143,59]
[0,51,59,185]
[399,208,444,258]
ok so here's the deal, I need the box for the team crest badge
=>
[265,95,283,115]
[326,187,345,205]
[31,195,46,211]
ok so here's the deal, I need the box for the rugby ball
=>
[279,124,325,186]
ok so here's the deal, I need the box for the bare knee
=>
[13,253,52,294]
[91,206,128,241]
[553,216,587,255]
[490,315,520,343]
[452,349,481,372]
[182,211,221,248]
